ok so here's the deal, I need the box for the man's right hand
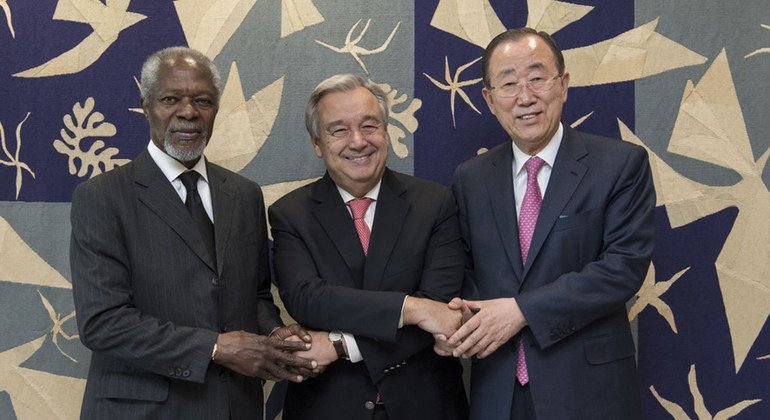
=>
[403,296,462,337]
[213,331,316,382]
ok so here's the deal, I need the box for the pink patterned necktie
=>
[347,198,373,255]
[516,156,545,385]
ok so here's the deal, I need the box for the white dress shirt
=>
[511,123,563,221]
[147,141,214,222]
[334,182,383,363]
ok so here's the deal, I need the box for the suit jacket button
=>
[175,368,182,376]
[182,369,191,378]
[211,277,219,286]
[168,368,175,376]
[365,401,375,410]
[221,324,229,332]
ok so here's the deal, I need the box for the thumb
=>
[447,297,463,309]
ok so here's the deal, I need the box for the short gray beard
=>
[163,132,209,164]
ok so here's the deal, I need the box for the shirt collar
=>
[336,180,382,204]
[512,122,562,176]
[147,140,209,183]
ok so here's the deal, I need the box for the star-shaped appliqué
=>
[423,56,483,128]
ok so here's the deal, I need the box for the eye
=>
[330,128,350,138]
[159,96,177,105]
[195,98,215,108]
[360,124,379,135]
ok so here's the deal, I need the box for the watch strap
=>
[331,336,349,360]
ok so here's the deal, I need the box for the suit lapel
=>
[133,150,217,272]
[486,144,525,282]
[311,174,366,285]
[521,128,587,280]
[208,163,235,276]
[362,169,408,291]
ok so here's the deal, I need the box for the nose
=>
[348,127,368,149]
[175,99,198,119]
[516,85,537,105]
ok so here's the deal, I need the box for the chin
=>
[165,140,207,163]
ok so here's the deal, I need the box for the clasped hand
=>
[433,297,526,359]
[213,323,316,383]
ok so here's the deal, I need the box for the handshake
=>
[291,295,527,374]
[213,296,526,383]
[405,296,528,360]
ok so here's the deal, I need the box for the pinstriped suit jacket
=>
[70,149,282,420]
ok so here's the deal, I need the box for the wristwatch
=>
[328,331,349,360]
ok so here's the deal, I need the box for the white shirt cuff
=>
[398,295,407,328]
[342,333,363,363]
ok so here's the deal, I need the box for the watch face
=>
[329,331,342,341]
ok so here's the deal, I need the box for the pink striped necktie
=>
[347,198,373,255]
[516,156,545,385]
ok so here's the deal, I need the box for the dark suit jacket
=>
[268,169,468,420]
[70,149,282,420]
[452,127,655,420]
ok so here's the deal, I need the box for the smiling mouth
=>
[517,112,540,121]
[345,151,375,162]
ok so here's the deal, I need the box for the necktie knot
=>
[524,156,545,179]
[179,171,201,204]
[347,197,372,221]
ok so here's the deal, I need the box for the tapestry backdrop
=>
[1,1,768,418]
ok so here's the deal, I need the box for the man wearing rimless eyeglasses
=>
[438,28,656,419]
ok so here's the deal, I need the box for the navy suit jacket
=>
[70,150,282,420]
[269,169,468,420]
[452,127,655,419]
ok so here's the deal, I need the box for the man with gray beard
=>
[69,47,316,420]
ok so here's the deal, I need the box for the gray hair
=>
[305,74,389,139]
[140,46,222,103]
[482,28,565,88]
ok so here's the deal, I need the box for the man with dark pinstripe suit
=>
[70,47,315,420]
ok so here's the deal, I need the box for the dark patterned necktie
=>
[179,171,216,266]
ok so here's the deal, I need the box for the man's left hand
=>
[446,298,526,359]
